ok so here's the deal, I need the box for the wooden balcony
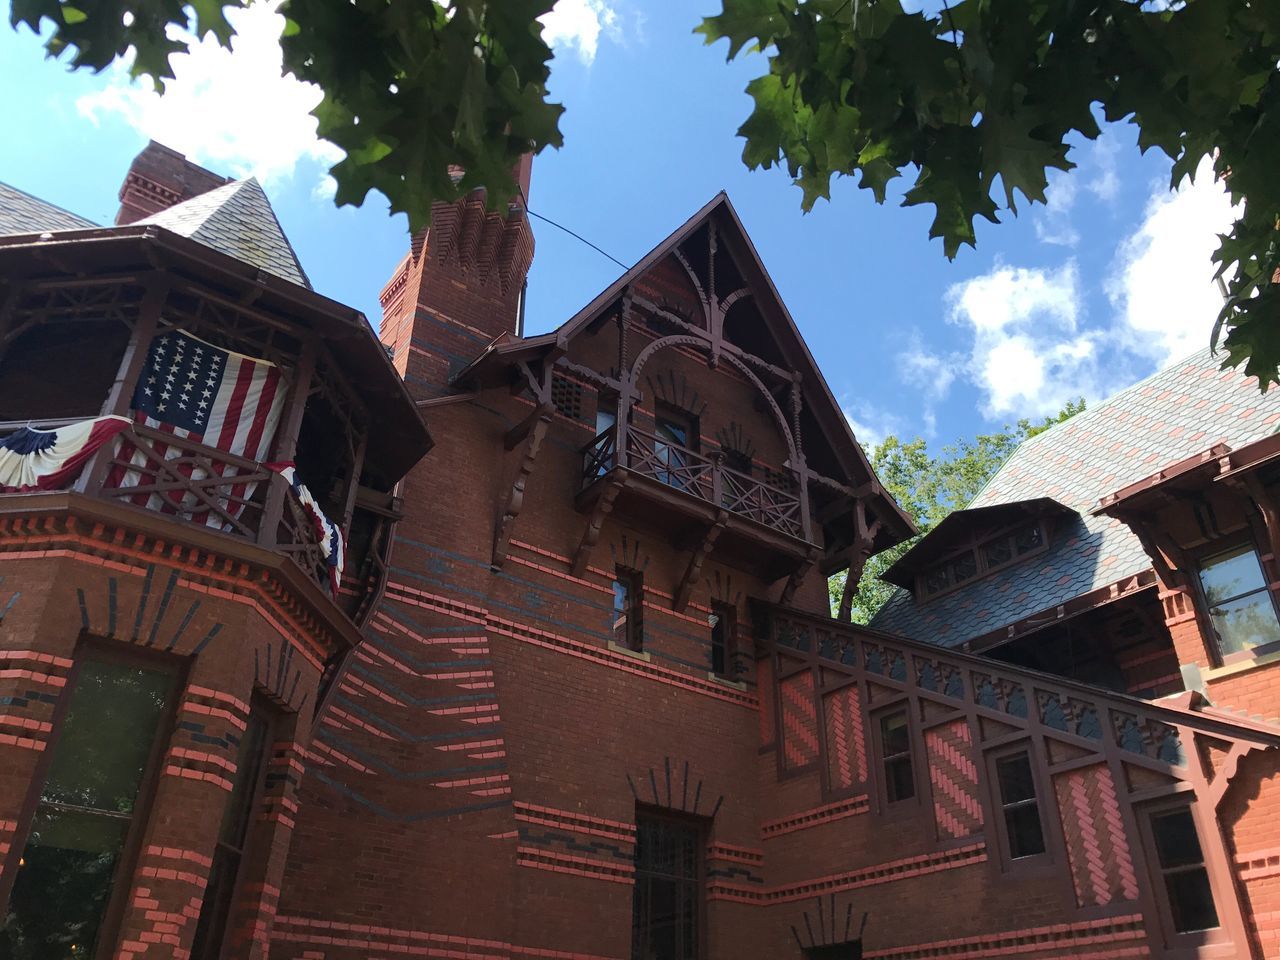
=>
[0,227,431,634]
[580,423,813,579]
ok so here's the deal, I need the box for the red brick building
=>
[3,144,1280,960]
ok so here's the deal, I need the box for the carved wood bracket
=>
[674,510,729,613]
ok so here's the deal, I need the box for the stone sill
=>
[1203,648,1280,682]
[607,640,651,662]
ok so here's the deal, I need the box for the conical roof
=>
[136,178,311,289]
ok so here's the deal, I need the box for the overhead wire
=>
[518,183,629,270]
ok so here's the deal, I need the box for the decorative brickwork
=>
[1053,764,1141,908]
[924,720,983,840]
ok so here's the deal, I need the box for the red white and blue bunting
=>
[0,416,130,493]
[267,462,345,597]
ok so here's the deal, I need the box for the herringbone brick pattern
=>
[1054,764,1141,907]
[924,720,983,839]
[822,684,867,791]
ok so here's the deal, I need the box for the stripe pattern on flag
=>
[104,330,287,530]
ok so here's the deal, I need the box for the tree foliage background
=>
[10,0,1279,384]
[831,399,1084,624]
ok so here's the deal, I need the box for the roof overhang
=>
[1094,432,1280,516]
[0,225,432,478]
[883,497,1075,589]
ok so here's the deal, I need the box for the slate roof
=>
[135,178,311,289]
[871,348,1280,647]
[0,182,97,235]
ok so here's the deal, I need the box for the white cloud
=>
[946,261,1116,419]
[76,1,341,187]
[1087,136,1121,203]
[1033,172,1079,247]
[1107,157,1238,366]
[541,0,621,65]
[843,403,906,451]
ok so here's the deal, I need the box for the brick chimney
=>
[116,141,232,225]
[378,157,535,398]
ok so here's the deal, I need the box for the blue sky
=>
[0,0,1238,450]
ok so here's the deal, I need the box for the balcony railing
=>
[1,418,335,598]
[581,423,805,540]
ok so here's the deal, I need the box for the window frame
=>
[630,806,708,960]
[188,693,279,960]
[1137,799,1228,950]
[708,602,738,680]
[0,638,185,960]
[1191,538,1280,666]
[612,566,645,653]
[987,745,1051,868]
[916,520,1052,601]
[873,705,918,808]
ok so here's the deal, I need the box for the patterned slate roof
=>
[871,347,1280,646]
[135,178,311,289]
[0,182,97,235]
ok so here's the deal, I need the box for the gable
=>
[457,193,915,556]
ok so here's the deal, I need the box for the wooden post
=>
[76,275,169,496]
[259,334,318,548]
[340,431,368,533]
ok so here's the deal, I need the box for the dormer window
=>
[919,521,1049,599]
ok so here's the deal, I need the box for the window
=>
[2,650,178,959]
[920,522,1049,598]
[878,711,915,803]
[1149,807,1219,935]
[613,568,644,652]
[655,406,697,490]
[631,811,704,960]
[722,449,752,476]
[709,604,736,679]
[189,699,275,960]
[1197,543,1280,659]
[995,752,1046,859]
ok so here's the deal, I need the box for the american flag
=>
[106,330,287,528]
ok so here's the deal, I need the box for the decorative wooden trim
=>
[674,511,728,612]
[492,408,551,570]
[571,474,626,577]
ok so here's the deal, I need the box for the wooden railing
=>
[581,423,805,539]
[0,419,335,598]
[762,605,1269,774]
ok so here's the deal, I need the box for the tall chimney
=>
[115,141,231,225]
[378,160,535,399]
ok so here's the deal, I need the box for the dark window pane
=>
[923,568,950,594]
[1152,810,1204,869]
[1015,525,1044,554]
[1209,593,1280,656]
[41,659,173,813]
[219,711,270,848]
[885,756,915,802]
[996,754,1036,804]
[709,613,725,676]
[1165,868,1219,934]
[983,537,1013,568]
[880,712,910,757]
[632,814,702,960]
[1004,803,1046,859]
[189,848,240,960]
[950,552,977,582]
[1,806,127,959]
[1199,544,1267,605]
